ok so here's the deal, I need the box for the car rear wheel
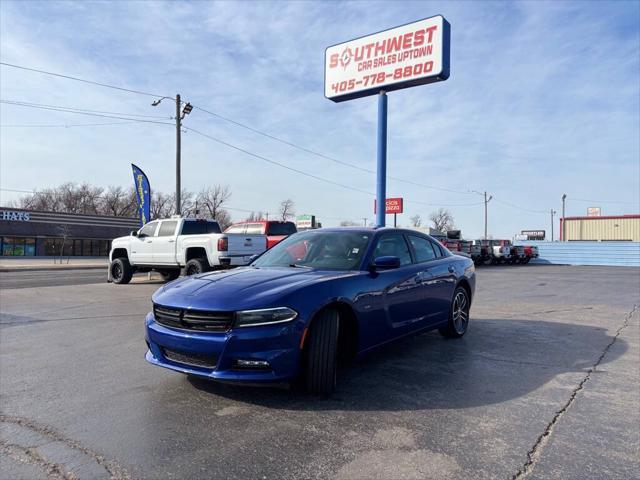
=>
[110,258,133,284]
[439,286,470,338]
[306,309,339,396]
[159,270,180,282]
[185,258,209,276]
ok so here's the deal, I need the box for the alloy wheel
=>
[452,291,469,334]
[112,263,122,281]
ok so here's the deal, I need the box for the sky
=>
[0,0,638,238]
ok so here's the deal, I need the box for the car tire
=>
[185,258,210,276]
[306,309,340,396]
[110,258,133,284]
[159,270,180,282]
[439,286,470,339]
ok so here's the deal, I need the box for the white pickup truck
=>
[108,217,267,284]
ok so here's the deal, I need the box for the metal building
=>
[560,215,640,242]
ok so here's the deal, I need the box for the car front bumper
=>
[145,312,305,383]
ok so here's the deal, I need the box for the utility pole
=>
[483,191,493,239]
[362,218,368,227]
[550,209,557,241]
[175,94,181,216]
[152,94,192,217]
[561,194,567,241]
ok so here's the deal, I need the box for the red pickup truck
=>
[225,221,297,249]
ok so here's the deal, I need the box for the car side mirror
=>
[131,230,138,237]
[371,256,401,270]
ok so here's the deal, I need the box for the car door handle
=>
[146,240,153,243]
[168,240,175,243]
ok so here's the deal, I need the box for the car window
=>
[252,231,371,270]
[138,221,158,237]
[409,235,437,263]
[157,220,177,237]
[225,224,246,234]
[267,222,297,236]
[372,234,412,266]
[245,223,263,235]
[181,220,221,235]
[431,240,445,257]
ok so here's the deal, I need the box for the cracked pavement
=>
[1,265,639,479]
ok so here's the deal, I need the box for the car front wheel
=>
[439,286,470,338]
[306,309,339,396]
[110,258,133,284]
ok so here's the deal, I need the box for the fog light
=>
[235,359,270,369]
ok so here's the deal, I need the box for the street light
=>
[181,102,193,118]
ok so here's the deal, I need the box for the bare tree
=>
[216,210,232,230]
[279,199,295,222]
[245,211,265,221]
[56,224,71,264]
[410,214,422,228]
[150,191,173,220]
[101,186,137,217]
[196,186,231,218]
[168,188,194,217]
[429,208,455,233]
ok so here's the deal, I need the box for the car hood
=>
[152,267,358,311]
[112,235,132,245]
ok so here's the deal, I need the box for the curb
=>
[0,265,107,273]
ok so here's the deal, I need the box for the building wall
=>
[1,208,140,256]
[562,215,640,242]
[514,241,640,267]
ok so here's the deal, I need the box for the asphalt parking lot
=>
[1,265,638,480]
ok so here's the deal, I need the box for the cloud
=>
[1,0,638,236]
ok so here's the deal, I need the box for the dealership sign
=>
[325,15,450,102]
[587,207,601,217]
[374,197,404,214]
[521,230,545,240]
[296,214,316,229]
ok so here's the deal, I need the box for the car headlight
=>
[235,307,298,327]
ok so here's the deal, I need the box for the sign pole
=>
[376,91,388,227]
[394,213,397,227]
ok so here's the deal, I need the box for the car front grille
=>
[162,347,217,368]
[153,304,234,332]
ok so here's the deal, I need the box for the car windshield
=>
[252,230,371,270]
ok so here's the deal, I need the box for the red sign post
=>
[374,197,403,226]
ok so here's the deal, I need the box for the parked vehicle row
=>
[439,238,538,265]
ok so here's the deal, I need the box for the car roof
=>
[312,227,430,237]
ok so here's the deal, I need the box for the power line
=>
[183,126,492,209]
[1,121,143,128]
[184,125,374,197]
[492,198,548,214]
[1,100,174,126]
[0,99,169,118]
[0,62,169,98]
[193,105,475,195]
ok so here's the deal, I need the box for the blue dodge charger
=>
[145,227,475,394]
